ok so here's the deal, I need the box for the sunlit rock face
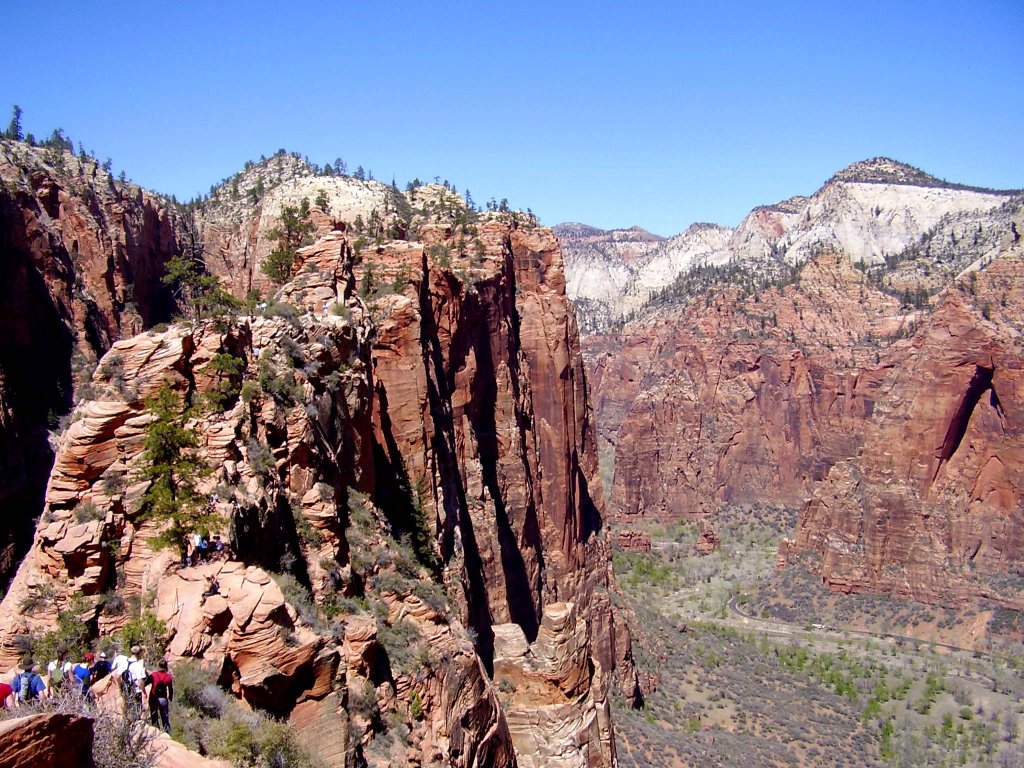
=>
[571,157,1023,610]
[0,208,637,766]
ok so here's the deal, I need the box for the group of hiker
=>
[181,531,231,567]
[0,645,175,733]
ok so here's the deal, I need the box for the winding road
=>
[724,595,990,660]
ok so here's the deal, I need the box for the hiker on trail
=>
[12,661,46,704]
[73,653,93,694]
[0,678,13,709]
[90,651,112,685]
[111,646,129,687]
[201,574,220,600]
[145,659,175,734]
[46,651,68,688]
[126,646,146,716]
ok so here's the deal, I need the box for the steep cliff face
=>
[362,223,632,765]
[0,214,634,766]
[786,254,1024,607]
[574,159,1024,609]
[0,140,183,586]
[588,251,909,520]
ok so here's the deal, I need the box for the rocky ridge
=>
[561,158,1018,332]
[0,139,184,587]
[0,194,637,767]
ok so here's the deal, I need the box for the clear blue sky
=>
[2,1,1021,235]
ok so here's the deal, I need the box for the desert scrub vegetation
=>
[170,659,322,767]
[609,502,1024,768]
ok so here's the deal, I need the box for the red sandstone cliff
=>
[588,251,910,521]
[587,221,1024,609]
[787,254,1024,607]
[0,140,184,586]
[0,214,635,766]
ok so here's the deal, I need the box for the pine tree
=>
[261,203,316,282]
[162,253,240,320]
[4,105,22,141]
[140,382,219,558]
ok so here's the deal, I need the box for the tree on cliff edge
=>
[4,105,23,141]
[261,200,316,282]
[140,382,219,558]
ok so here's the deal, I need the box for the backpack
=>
[51,665,64,686]
[18,672,37,702]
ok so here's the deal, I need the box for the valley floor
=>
[610,506,1024,768]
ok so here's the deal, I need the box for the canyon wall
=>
[0,140,183,586]
[571,159,1024,609]
[785,254,1024,608]
[0,205,635,766]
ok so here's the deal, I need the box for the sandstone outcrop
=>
[0,208,635,765]
[0,712,95,768]
[0,140,184,586]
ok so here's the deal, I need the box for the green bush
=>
[116,611,168,665]
[173,658,227,717]
[32,595,91,662]
[74,502,106,524]
[205,352,245,412]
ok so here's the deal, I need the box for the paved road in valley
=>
[724,595,989,660]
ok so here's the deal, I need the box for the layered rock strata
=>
[589,250,908,521]
[0,140,183,585]
[0,217,635,766]
[786,254,1024,607]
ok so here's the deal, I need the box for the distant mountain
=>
[561,158,1020,332]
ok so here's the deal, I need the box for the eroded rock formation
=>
[786,255,1024,607]
[0,140,184,586]
[578,160,1024,610]
[0,211,635,766]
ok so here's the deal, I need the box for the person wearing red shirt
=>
[145,659,174,733]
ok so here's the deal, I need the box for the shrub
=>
[116,611,168,665]
[173,658,227,717]
[32,595,91,662]
[271,572,319,629]
[205,352,244,412]
[378,619,423,672]
[410,690,424,720]
[246,438,276,478]
[292,503,324,548]
[74,502,106,524]
[205,706,319,768]
[240,380,260,404]
[257,353,302,405]
[19,581,58,615]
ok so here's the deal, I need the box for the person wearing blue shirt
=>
[73,654,93,693]
[12,661,46,703]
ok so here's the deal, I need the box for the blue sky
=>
[2,1,1021,235]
